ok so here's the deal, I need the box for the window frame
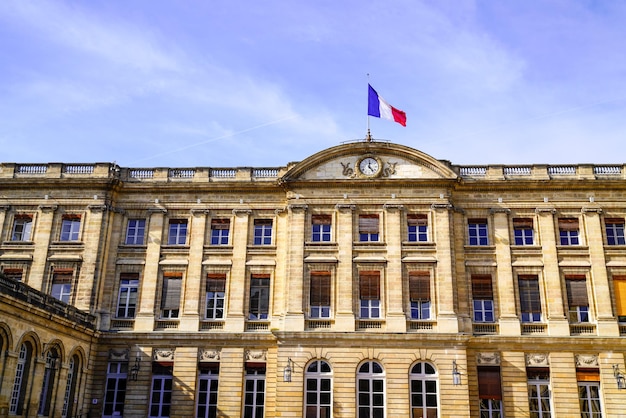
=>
[103,362,127,418]
[60,215,81,241]
[478,366,503,418]
[407,214,428,242]
[527,368,552,418]
[248,274,271,320]
[304,360,333,418]
[210,219,230,245]
[116,273,139,318]
[9,342,33,415]
[160,273,182,319]
[359,271,381,319]
[472,275,495,323]
[125,218,146,245]
[518,275,542,323]
[468,218,489,246]
[356,361,385,418]
[11,215,33,241]
[196,364,219,418]
[309,271,331,318]
[167,219,188,245]
[605,218,625,245]
[253,219,273,246]
[613,275,626,322]
[359,214,380,242]
[566,275,590,323]
[558,218,580,246]
[409,361,438,418]
[311,214,332,242]
[51,270,73,303]
[409,271,431,320]
[244,366,266,418]
[205,274,226,320]
[149,363,173,418]
[513,217,534,246]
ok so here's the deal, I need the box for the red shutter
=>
[566,276,589,307]
[360,271,380,300]
[310,272,331,305]
[472,275,493,300]
[478,367,502,400]
[359,215,379,234]
[409,272,430,301]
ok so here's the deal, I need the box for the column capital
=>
[190,208,210,216]
[87,204,108,213]
[581,206,602,214]
[535,207,556,215]
[431,203,453,211]
[288,203,308,212]
[335,203,356,212]
[232,208,252,216]
[0,205,10,212]
[382,203,404,211]
[148,207,167,214]
[38,204,58,213]
[489,207,510,214]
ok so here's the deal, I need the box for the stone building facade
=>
[0,140,625,417]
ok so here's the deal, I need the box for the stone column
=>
[432,203,459,333]
[383,204,405,332]
[134,208,166,331]
[283,204,307,331]
[28,204,57,291]
[501,352,529,417]
[335,204,355,331]
[171,346,197,418]
[583,208,619,336]
[74,204,107,311]
[492,209,520,335]
[179,209,208,331]
[536,208,569,336]
[0,206,9,244]
[225,209,251,332]
[216,348,245,417]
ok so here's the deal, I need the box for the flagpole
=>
[366,74,372,142]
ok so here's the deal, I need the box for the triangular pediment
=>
[281,141,457,182]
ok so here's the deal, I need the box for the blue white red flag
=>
[367,84,406,127]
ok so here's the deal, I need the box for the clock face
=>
[359,157,380,176]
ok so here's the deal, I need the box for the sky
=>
[1,0,626,168]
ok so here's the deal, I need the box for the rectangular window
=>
[311,215,332,242]
[205,274,226,319]
[117,273,139,318]
[359,271,380,318]
[613,276,626,322]
[161,274,182,319]
[196,364,219,418]
[167,219,188,245]
[2,268,23,281]
[409,271,431,320]
[472,275,494,322]
[310,271,331,318]
[527,368,551,418]
[149,363,173,418]
[125,219,146,245]
[519,275,542,323]
[577,369,602,418]
[468,218,489,245]
[103,362,127,418]
[243,366,266,418]
[566,275,589,323]
[478,366,503,418]
[407,214,428,242]
[605,218,625,245]
[60,215,81,241]
[51,270,72,303]
[513,218,534,245]
[253,219,272,245]
[210,219,230,245]
[12,215,33,241]
[359,214,380,242]
[249,275,270,320]
[559,218,580,245]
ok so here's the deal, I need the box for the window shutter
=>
[566,276,589,307]
[513,218,533,229]
[206,274,226,292]
[604,217,624,225]
[468,218,487,225]
[359,215,379,234]
[558,218,579,231]
[407,214,428,226]
[254,219,272,226]
[312,215,331,225]
[409,272,430,301]
[359,271,380,300]
[120,272,139,281]
[576,369,600,382]
[518,276,541,313]
[162,276,182,310]
[478,367,502,400]
[211,219,230,229]
[310,272,331,305]
[14,214,33,220]
[613,276,626,316]
[62,214,81,221]
[472,275,493,300]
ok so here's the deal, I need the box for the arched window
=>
[38,347,61,416]
[196,363,219,418]
[410,362,439,418]
[357,361,385,418]
[305,360,332,418]
[62,354,81,418]
[10,342,33,415]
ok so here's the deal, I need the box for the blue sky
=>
[1,1,626,168]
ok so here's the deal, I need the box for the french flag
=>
[367,84,406,127]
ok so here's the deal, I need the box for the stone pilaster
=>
[335,203,355,331]
[492,209,520,335]
[29,203,57,291]
[0,206,9,244]
[171,346,197,418]
[225,209,250,332]
[134,208,165,331]
[283,204,307,331]
[383,204,405,332]
[536,208,569,336]
[582,208,619,336]
[179,209,208,331]
[432,203,459,333]
[74,204,106,311]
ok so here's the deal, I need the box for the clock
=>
[358,156,381,177]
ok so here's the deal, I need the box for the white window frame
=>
[578,381,603,418]
[210,226,229,245]
[560,229,579,246]
[468,220,489,245]
[167,219,188,245]
[9,344,29,414]
[61,357,76,418]
[103,362,127,418]
[149,370,173,418]
[243,367,266,418]
[409,362,439,418]
[473,299,495,323]
[356,361,385,418]
[12,217,32,241]
[528,376,552,418]
[514,227,534,245]
[125,219,146,245]
[117,277,139,318]
[360,299,380,319]
[304,360,333,418]
[479,398,503,417]
[60,218,81,241]
[51,281,72,303]
[312,223,332,242]
[196,366,219,418]
[253,220,273,245]
[410,300,431,320]
[205,289,225,319]
[606,221,625,245]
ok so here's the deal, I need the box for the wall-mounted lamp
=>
[283,358,294,383]
[130,353,141,381]
[452,360,462,386]
[613,364,626,389]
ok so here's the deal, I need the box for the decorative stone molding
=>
[477,352,501,366]
[191,209,210,215]
[581,207,602,214]
[0,205,10,212]
[535,207,556,214]
[431,203,453,211]
[88,204,108,213]
[526,353,549,367]
[108,348,130,361]
[288,203,308,212]
[232,209,252,216]
[575,354,599,368]
[38,204,58,213]
[382,203,404,211]
[148,207,167,214]
[199,349,221,362]
[381,161,398,177]
[275,207,286,215]
[335,204,356,211]
[489,207,510,214]
[245,349,267,362]
[153,348,176,362]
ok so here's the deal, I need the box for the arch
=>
[9,339,36,415]
[304,359,333,418]
[356,360,385,418]
[15,331,41,356]
[0,322,13,351]
[409,361,439,418]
